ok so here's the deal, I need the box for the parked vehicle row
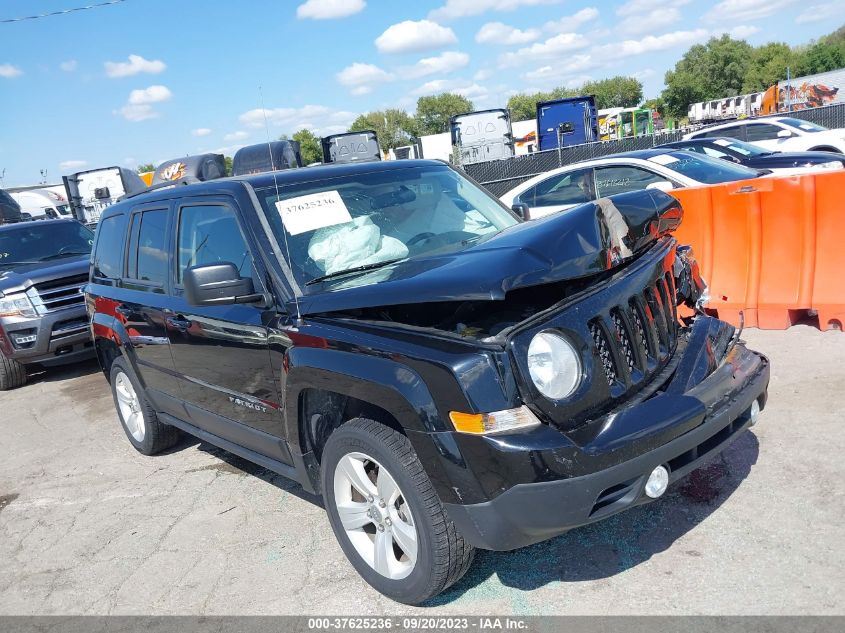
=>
[683,116,845,154]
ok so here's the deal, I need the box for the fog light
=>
[644,465,669,499]
[749,399,761,426]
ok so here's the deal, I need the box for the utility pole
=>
[40,169,48,185]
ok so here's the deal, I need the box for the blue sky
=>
[0,0,839,186]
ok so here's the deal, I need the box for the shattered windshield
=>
[256,164,517,288]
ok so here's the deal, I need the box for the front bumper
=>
[443,341,769,551]
[0,307,94,366]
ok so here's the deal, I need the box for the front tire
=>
[322,418,475,605]
[0,351,26,390]
[109,357,180,455]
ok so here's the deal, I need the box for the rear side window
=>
[745,124,784,142]
[177,204,254,284]
[126,209,168,286]
[594,166,668,197]
[92,214,127,282]
[702,126,745,141]
[523,167,594,207]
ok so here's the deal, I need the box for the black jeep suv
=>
[86,159,769,604]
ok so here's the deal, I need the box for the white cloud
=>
[224,131,249,142]
[59,60,78,72]
[595,28,709,58]
[238,105,356,135]
[524,54,593,82]
[336,62,394,94]
[296,0,366,19]
[725,25,761,38]
[192,128,212,137]
[498,32,589,67]
[127,85,172,105]
[544,7,599,32]
[617,0,690,16]
[617,9,683,36]
[375,20,457,54]
[412,78,488,99]
[430,0,561,21]
[796,2,839,24]
[705,0,799,23]
[59,160,88,172]
[116,104,158,122]
[474,68,493,81]
[475,22,541,45]
[104,54,166,78]
[0,63,23,79]
[403,51,469,79]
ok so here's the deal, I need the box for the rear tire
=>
[0,351,27,390]
[321,418,475,605]
[109,357,180,455]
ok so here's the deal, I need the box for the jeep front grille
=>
[28,274,87,314]
[592,274,678,388]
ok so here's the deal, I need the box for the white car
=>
[499,149,765,219]
[684,117,845,154]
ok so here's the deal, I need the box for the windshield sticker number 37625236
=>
[275,190,353,236]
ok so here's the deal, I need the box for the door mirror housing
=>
[646,181,674,192]
[184,262,263,307]
[511,202,530,220]
[777,129,793,138]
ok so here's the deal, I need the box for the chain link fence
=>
[462,102,845,198]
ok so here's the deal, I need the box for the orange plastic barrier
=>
[670,170,845,331]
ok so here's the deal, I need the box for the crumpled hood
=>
[292,189,682,315]
[0,256,89,296]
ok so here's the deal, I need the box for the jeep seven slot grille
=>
[593,275,678,388]
[29,274,87,314]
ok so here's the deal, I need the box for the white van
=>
[8,189,73,220]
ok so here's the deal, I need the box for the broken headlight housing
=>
[673,245,708,311]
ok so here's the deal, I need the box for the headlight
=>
[449,406,541,435]
[816,160,844,170]
[527,330,581,400]
[0,294,38,318]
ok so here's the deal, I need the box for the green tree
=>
[414,93,475,136]
[581,76,643,109]
[793,40,845,77]
[641,97,665,114]
[661,35,754,118]
[290,129,322,165]
[224,156,233,176]
[349,108,416,150]
[136,163,155,173]
[507,91,553,121]
[742,42,798,92]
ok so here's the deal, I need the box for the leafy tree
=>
[641,97,665,114]
[661,35,753,118]
[224,156,233,176]
[136,163,155,173]
[349,109,416,150]
[507,92,547,121]
[742,42,797,93]
[793,40,845,77]
[291,129,322,165]
[414,93,474,136]
[581,76,643,109]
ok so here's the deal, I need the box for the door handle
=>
[166,315,192,332]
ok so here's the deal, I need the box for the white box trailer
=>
[8,189,73,220]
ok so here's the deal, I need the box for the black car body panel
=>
[86,160,769,551]
[662,139,845,169]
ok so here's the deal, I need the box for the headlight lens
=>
[816,160,844,170]
[449,406,541,435]
[0,294,37,318]
[527,331,581,400]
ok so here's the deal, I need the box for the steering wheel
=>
[407,232,436,247]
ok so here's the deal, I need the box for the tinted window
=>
[525,168,594,207]
[0,222,94,269]
[779,118,826,133]
[707,126,745,140]
[745,124,785,142]
[92,215,127,280]
[178,205,254,283]
[654,151,760,184]
[595,166,668,197]
[127,209,168,285]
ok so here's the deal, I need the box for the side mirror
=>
[184,262,263,307]
[777,129,793,138]
[511,202,530,220]
[646,181,674,192]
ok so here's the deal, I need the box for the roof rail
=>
[118,178,198,201]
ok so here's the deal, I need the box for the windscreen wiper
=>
[306,258,406,286]
[40,251,90,261]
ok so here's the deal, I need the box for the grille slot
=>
[610,309,636,376]
[29,274,87,313]
[590,321,617,386]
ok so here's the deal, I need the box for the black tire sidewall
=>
[321,423,440,604]
[109,357,155,454]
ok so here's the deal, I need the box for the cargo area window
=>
[92,214,127,282]
[126,209,168,287]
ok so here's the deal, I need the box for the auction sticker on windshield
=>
[275,190,353,236]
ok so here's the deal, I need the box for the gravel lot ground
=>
[0,325,842,616]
